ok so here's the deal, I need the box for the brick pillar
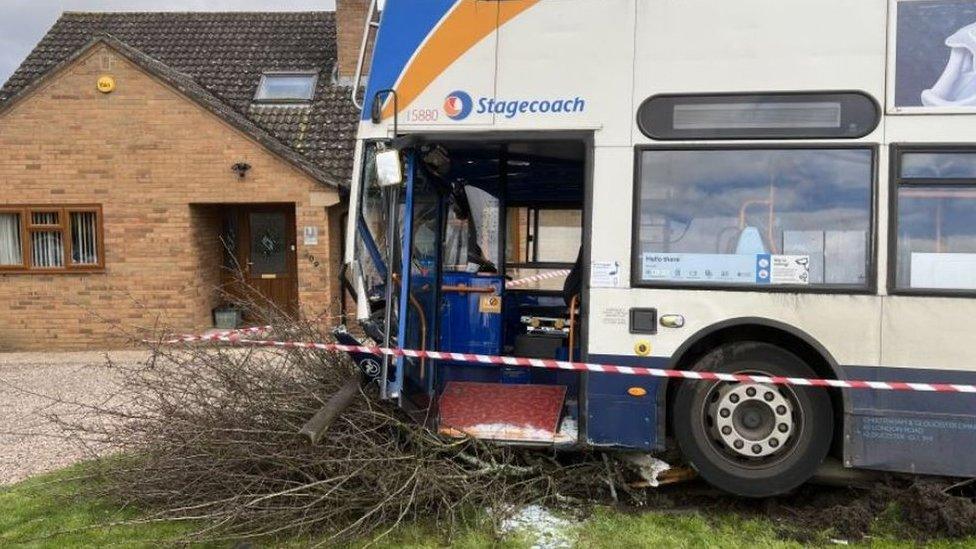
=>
[335,0,374,83]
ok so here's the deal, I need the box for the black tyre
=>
[673,342,833,497]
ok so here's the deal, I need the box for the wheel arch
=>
[660,317,847,457]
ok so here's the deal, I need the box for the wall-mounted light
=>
[231,162,252,179]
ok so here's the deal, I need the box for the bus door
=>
[394,150,442,409]
[349,144,403,400]
[349,144,441,404]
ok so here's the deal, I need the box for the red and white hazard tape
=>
[172,325,272,342]
[161,334,976,394]
[506,269,572,288]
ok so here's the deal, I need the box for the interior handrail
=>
[441,284,497,294]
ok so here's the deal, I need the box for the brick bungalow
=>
[0,7,372,350]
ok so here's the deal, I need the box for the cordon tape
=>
[505,269,572,288]
[173,325,272,342]
[161,330,976,394]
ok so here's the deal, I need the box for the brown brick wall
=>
[189,204,225,323]
[336,0,374,79]
[0,44,342,350]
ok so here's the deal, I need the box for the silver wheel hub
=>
[710,382,794,458]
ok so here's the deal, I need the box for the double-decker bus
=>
[338,0,976,497]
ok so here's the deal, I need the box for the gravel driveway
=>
[0,350,148,486]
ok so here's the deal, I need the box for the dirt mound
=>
[896,480,976,540]
[630,476,976,543]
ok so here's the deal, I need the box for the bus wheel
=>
[673,342,833,497]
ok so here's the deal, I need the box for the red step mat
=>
[438,382,567,443]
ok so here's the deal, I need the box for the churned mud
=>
[621,476,976,543]
[895,479,976,540]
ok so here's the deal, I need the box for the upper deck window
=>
[254,72,318,102]
[637,92,879,140]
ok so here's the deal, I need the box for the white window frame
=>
[253,71,319,103]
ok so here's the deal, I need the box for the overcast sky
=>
[0,0,337,86]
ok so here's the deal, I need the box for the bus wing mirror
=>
[375,149,404,187]
[370,98,383,124]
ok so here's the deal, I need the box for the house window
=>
[893,148,976,293]
[0,206,103,272]
[0,212,23,266]
[254,72,318,102]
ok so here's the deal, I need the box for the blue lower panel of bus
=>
[585,354,667,451]
[843,365,976,478]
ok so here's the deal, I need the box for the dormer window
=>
[254,72,318,102]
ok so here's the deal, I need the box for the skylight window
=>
[254,72,318,102]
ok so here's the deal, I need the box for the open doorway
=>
[376,137,589,445]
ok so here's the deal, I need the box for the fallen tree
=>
[59,311,607,545]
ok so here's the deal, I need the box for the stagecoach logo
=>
[444,90,587,121]
[443,90,473,120]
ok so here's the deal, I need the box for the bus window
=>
[894,149,976,292]
[506,207,582,291]
[633,147,874,289]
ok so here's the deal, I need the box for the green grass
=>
[4,466,976,548]
[575,505,976,549]
[578,508,805,549]
[0,464,198,548]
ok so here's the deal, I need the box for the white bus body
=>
[342,0,976,496]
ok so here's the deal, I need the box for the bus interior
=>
[349,138,588,445]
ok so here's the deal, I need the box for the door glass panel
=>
[249,212,288,276]
[221,209,239,270]
[357,143,392,296]
[401,168,441,395]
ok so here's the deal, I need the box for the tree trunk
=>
[300,372,363,445]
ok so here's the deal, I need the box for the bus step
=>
[438,381,569,443]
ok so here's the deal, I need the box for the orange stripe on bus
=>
[381,0,540,120]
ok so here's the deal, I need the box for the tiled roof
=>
[0,12,360,186]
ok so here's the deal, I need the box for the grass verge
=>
[3,465,976,548]
[0,463,197,548]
